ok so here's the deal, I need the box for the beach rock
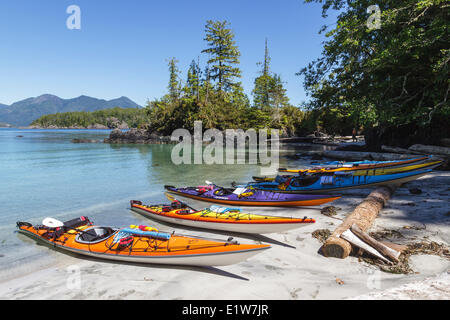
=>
[106,117,129,129]
[87,123,108,129]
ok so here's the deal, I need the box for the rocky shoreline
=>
[28,116,130,130]
[28,124,110,130]
[104,128,174,144]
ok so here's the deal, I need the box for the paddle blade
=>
[164,193,198,211]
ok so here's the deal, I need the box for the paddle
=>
[42,217,64,228]
[42,217,93,236]
[164,192,199,212]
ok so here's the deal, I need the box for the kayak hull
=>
[280,156,432,173]
[17,224,270,267]
[351,160,442,176]
[256,160,442,181]
[164,186,340,207]
[130,204,315,234]
[246,169,432,194]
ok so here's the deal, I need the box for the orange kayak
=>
[16,217,270,266]
[130,200,315,234]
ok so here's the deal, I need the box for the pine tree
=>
[201,20,241,92]
[270,74,290,110]
[252,39,273,111]
[185,58,201,100]
[167,57,181,101]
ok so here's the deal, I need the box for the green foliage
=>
[251,39,303,134]
[145,20,307,137]
[184,59,202,99]
[202,20,242,92]
[300,0,450,134]
[167,57,182,101]
[31,107,147,128]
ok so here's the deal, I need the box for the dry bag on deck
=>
[63,216,92,229]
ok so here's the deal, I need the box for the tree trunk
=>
[321,185,396,259]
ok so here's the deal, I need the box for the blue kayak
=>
[242,169,432,194]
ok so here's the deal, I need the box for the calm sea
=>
[0,128,320,279]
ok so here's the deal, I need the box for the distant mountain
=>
[0,94,142,126]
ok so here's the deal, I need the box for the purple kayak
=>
[164,184,340,207]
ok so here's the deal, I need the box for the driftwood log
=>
[381,145,423,155]
[408,144,450,156]
[322,150,420,161]
[321,185,396,259]
[350,224,400,263]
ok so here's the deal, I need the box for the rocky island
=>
[104,128,174,144]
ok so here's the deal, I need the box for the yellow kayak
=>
[130,200,315,234]
[253,160,442,182]
[352,160,442,176]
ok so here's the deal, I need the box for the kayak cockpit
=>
[75,227,118,244]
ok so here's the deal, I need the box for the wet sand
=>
[0,171,448,300]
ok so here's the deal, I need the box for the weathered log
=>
[340,229,392,264]
[294,150,324,157]
[322,150,418,161]
[381,145,424,155]
[408,144,450,156]
[321,185,396,259]
[379,241,407,253]
[350,224,400,263]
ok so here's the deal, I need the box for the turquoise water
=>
[0,128,318,277]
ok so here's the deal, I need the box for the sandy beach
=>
[0,170,448,300]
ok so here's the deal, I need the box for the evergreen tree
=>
[269,74,291,110]
[167,57,181,101]
[185,59,201,100]
[252,39,292,122]
[202,20,242,92]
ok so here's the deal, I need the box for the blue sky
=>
[0,0,338,106]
